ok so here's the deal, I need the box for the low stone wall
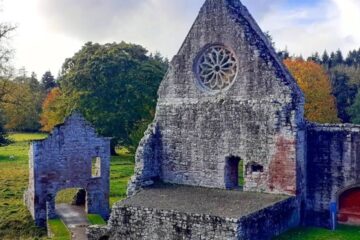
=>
[238,197,300,240]
[100,206,238,240]
[87,196,299,240]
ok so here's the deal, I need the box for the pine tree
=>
[41,71,57,92]
[322,50,330,67]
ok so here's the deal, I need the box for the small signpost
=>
[330,202,337,231]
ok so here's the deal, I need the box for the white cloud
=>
[256,0,360,57]
[1,0,360,77]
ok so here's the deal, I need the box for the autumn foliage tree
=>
[40,87,67,132]
[284,59,340,123]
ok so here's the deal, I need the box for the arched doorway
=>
[55,188,90,239]
[338,187,360,225]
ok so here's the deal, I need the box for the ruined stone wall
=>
[24,113,111,227]
[305,123,360,227]
[98,206,239,240]
[238,197,300,239]
[87,197,299,240]
[128,0,305,196]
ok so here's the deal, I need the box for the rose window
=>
[195,45,238,92]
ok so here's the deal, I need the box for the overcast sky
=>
[0,0,360,78]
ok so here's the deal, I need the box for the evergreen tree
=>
[348,92,360,124]
[41,71,57,92]
[322,50,330,67]
[329,67,358,122]
[308,52,321,63]
[335,49,344,65]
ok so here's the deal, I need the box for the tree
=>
[40,87,72,132]
[328,67,358,123]
[322,50,330,67]
[41,71,57,92]
[348,92,360,124]
[1,73,43,131]
[284,59,340,123]
[0,23,16,76]
[307,52,321,64]
[0,22,16,145]
[41,42,168,153]
[0,109,10,146]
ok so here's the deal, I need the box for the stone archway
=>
[23,113,111,227]
[338,187,360,225]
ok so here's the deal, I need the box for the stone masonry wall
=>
[24,113,111,227]
[305,123,360,227]
[128,0,305,197]
[87,197,300,240]
[238,197,300,239]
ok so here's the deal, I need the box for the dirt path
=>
[56,203,89,240]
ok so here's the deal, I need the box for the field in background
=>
[0,133,134,239]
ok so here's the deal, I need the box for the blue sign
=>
[329,202,337,231]
[330,202,337,213]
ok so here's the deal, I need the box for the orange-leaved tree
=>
[284,59,340,123]
[40,87,65,132]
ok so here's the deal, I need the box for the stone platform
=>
[120,184,288,219]
[87,184,300,240]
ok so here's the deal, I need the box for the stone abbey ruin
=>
[24,113,111,227]
[25,0,360,239]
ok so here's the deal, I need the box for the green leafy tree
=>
[45,42,167,153]
[1,72,43,131]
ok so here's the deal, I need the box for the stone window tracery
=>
[195,45,238,92]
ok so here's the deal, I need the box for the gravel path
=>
[120,183,289,219]
[56,204,89,240]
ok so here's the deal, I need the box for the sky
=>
[0,0,360,78]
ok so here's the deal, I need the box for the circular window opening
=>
[194,44,238,92]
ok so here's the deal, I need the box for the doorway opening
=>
[225,156,244,190]
[338,187,360,225]
[55,188,88,221]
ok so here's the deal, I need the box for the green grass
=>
[87,214,106,225]
[48,219,70,240]
[239,160,244,186]
[0,132,134,239]
[56,189,79,204]
[275,225,360,240]
[0,133,47,239]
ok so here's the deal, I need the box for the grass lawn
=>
[0,132,134,239]
[276,225,360,240]
[87,214,106,225]
[47,219,70,240]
